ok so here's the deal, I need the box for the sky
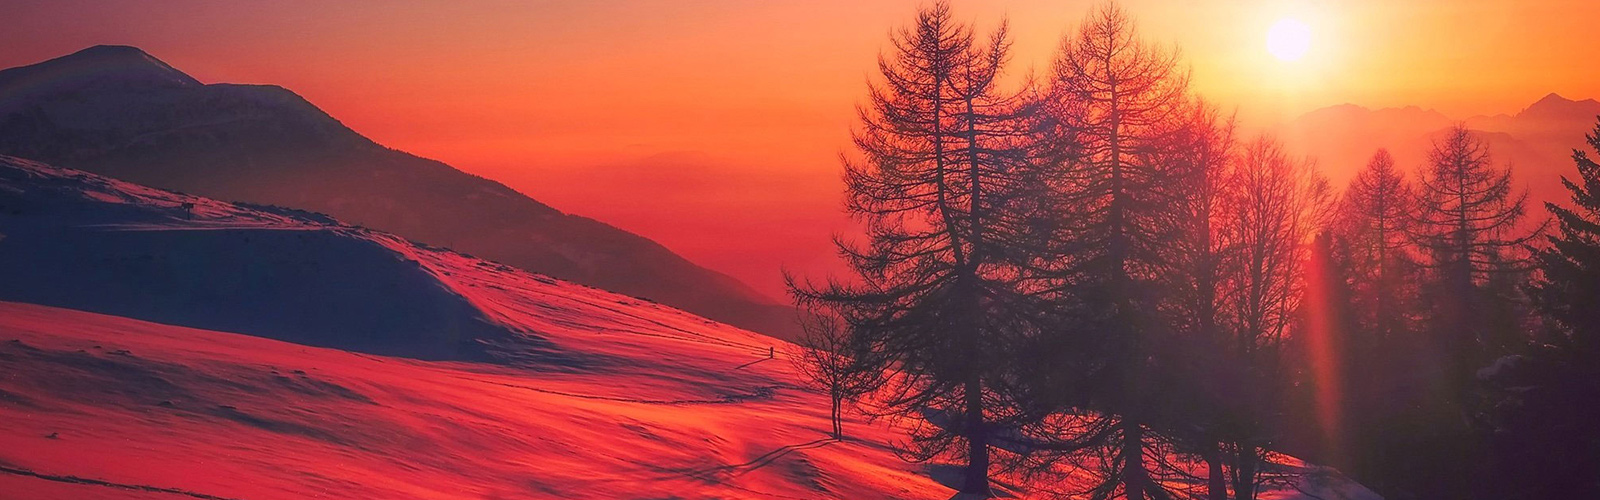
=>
[5,0,1599,299]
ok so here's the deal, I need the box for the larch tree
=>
[1018,3,1194,499]
[1401,124,1540,499]
[1338,149,1418,340]
[1410,125,1538,392]
[1327,148,1424,487]
[789,2,1043,495]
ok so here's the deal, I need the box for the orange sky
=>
[6,0,1600,298]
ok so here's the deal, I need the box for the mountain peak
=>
[1535,92,1572,105]
[1519,92,1600,119]
[0,45,200,101]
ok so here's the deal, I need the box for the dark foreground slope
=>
[0,45,798,339]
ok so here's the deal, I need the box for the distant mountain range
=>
[0,45,799,340]
[1278,93,1600,211]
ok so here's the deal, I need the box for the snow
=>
[0,156,1377,498]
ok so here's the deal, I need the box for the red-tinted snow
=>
[0,157,1377,499]
[0,301,948,499]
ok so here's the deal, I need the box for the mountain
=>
[0,45,799,340]
[1279,94,1600,212]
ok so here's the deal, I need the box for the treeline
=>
[787,2,1600,499]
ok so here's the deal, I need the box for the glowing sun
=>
[1267,17,1312,62]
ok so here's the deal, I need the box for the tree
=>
[1402,124,1539,499]
[1338,149,1418,341]
[788,310,879,440]
[1480,118,1600,499]
[1159,103,1237,500]
[1410,125,1538,392]
[790,2,1041,495]
[1322,149,1427,490]
[1018,3,1193,498]
[1234,138,1328,500]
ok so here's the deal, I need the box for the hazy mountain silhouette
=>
[1279,93,1600,212]
[0,45,799,339]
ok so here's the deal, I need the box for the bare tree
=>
[788,310,879,440]
[1214,136,1330,500]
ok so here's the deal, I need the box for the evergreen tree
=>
[1482,118,1600,499]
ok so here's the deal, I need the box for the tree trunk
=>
[1207,443,1228,500]
[830,393,842,439]
[1232,443,1257,500]
[1123,419,1147,499]
[962,375,990,495]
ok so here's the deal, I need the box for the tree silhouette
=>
[788,310,879,440]
[790,2,1042,495]
[1410,125,1539,394]
[1018,4,1195,499]
[1480,117,1600,499]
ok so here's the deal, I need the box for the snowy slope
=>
[0,302,950,499]
[0,157,1376,499]
[0,156,948,499]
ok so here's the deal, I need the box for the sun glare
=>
[1267,17,1312,62]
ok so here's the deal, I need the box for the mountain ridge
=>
[1279,93,1600,213]
[0,45,800,340]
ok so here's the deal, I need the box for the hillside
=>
[0,45,799,340]
[0,154,947,498]
[0,300,956,499]
[0,157,1376,499]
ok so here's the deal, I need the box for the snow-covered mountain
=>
[0,45,799,340]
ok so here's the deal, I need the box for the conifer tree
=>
[1410,125,1538,394]
[1482,118,1600,499]
[790,2,1041,494]
[1018,4,1193,498]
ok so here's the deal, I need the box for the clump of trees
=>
[788,1,1600,499]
